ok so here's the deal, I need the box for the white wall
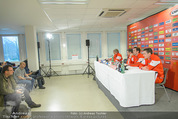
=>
[37,30,127,75]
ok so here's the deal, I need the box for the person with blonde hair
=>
[113,49,123,62]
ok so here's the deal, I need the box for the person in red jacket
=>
[113,49,123,62]
[139,48,164,83]
[126,49,135,65]
[130,47,144,67]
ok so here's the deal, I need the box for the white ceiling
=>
[0,0,177,34]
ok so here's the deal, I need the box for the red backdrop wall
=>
[127,5,178,91]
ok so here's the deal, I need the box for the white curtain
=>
[66,34,81,59]
[45,34,61,60]
[87,33,102,58]
[107,33,121,57]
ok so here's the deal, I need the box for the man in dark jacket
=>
[0,65,41,113]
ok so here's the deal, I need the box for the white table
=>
[94,61,156,107]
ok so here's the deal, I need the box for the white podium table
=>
[94,61,156,107]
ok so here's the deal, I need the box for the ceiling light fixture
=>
[39,0,88,5]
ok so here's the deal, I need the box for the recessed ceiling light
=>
[39,0,88,5]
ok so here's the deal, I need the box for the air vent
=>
[98,8,127,18]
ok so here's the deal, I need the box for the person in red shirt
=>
[113,49,123,62]
[139,48,164,83]
[126,49,135,65]
[130,47,144,67]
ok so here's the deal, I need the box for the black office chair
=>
[156,68,170,102]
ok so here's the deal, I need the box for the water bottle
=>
[121,60,125,73]
[96,55,99,61]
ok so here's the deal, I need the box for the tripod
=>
[37,42,48,76]
[83,45,95,78]
[45,40,59,77]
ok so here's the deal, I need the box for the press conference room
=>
[0,0,178,119]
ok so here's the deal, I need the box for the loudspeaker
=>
[86,39,90,46]
[37,42,40,48]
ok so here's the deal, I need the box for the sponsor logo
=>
[145,31,148,33]
[159,43,164,47]
[154,24,158,27]
[159,39,164,42]
[141,31,145,34]
[129,35,131,37]
[154,40,158,43]
[135,43,137,45]
[134,30,137,33]
[145,37,149,40]
[132,43,135,45]
[129,38,131,40]
[172,22,178,27]
[129,40,131,42]
[138,35,141,38]
[161,60,164,64]
[172,33,178,37]
[165,52,171,55]
[165,25,171,28]
[131,31,134,34]
[165,29,171,33]
[159,22,164,26]
[142,28,145,31]
[149,37,154,40]
[149,29,153,32]
[154,52,158,55]
[129,32,131,34]
[132,37,134,39]
[141,35,145,37]
[159,31,164,34]
[145,34,148,37]
[166,43,171,46]
[145,27,148,30]
[138,42,141,45]
[149,33,153,36]
[172,52,178,56]
[159,27,164,30]
[159,48,164,51]
[132,40,134,42]
[172,57,178,60]
[149,44,153,47]
[170,8,178,16]
[173,28,178,32]
[173,17,178,22]
[138,29,141,32]
[172,38,178,41]
[159,56,164,59]
[149,25,153,29]
[145,45,149,47]
[141,45,145,47]
[141,38,145,41]
[165,57,171,60]
[134,36,137,39]
[165,39,171,42]
[134,39,137,42]
[154,48,158,51]
[129,46,131,48]
[142,42,145,44]
[154,32,158,35]
[166,19,171,24]
[154,28,157,31]
[145,41,149,44]
[138,39,141,41]
[165,61,171,64]
[172,42,178,46]
[138,32,141,35]
[129,43,131,45]
[165,34,171,37]
[159,35,164,39]
[149,40,153,43]
[165,48,171,51]
[159,52,164,55]
[154,36,158,39]
[154,44,158,47]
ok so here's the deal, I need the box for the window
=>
[87,33,102,58]
[66,34,81,59]
[107,33,120,57]
[2,36,20,61]
[45,34,61,60]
